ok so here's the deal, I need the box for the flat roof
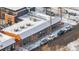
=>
[0,33,15,50]
[3,16,45,34]
[3,13,61,39]
[0,33,12,42]
[5,7,26,11]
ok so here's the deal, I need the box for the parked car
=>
[40,39,48,45]
[57,30,65,36]
[68,12,76,16]
[72,18,79,23]
[65,25,73,31]
[47,35,56,40]
[66,26,72,31]
[46,11,55,16]
[62,25,73,32]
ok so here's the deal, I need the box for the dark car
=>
[46,11,55,16]
[58,30,65,36]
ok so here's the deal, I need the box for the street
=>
[33,24,79,51]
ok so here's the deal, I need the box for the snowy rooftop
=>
[61,18,78,26]
[0,33,15,50]
[30,12,55,20]
[64,8,79,15]
[66,7,79,11]
[0,33,12,42]
[3,16,45,33]
[3,13,61,39]
[5,7,25,11]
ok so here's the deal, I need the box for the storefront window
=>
[0,44,15,51]
[23,39,28,45]
[37,28,48,39]
[23,37,30,45]
[10,44,15,51]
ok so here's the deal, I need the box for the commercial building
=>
[0,7,78,51]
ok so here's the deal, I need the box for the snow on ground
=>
[66,39,79,51]
[61,18,78,26]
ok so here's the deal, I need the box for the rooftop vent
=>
[26,23,32,26]
[30,17,40,22]
[20,26,25,29]
[14,29,20,32]
[33,19,37,22]
[33,18,40,22]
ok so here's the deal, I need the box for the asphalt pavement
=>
[33,24,79,51]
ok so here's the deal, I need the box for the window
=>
[37,28,48,38]
[23,37,30,45]
[0,44,15,51]
[10,44,15,51]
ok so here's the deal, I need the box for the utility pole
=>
[48,7,52,50]
[58,7,62,21]
[50,7,52,33]
[0,8,3,26]
[0,8,1,26]
[29,7,31,20]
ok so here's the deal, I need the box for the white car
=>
[47,34,57,40]
[62,24,73,32]
[65,25,73,31]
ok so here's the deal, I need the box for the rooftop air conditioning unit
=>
[20,26,25,29]
[14,28,20,32]
[26,23,32,26]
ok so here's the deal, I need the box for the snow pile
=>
[62,18,78,26]
[66,39,79,51]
